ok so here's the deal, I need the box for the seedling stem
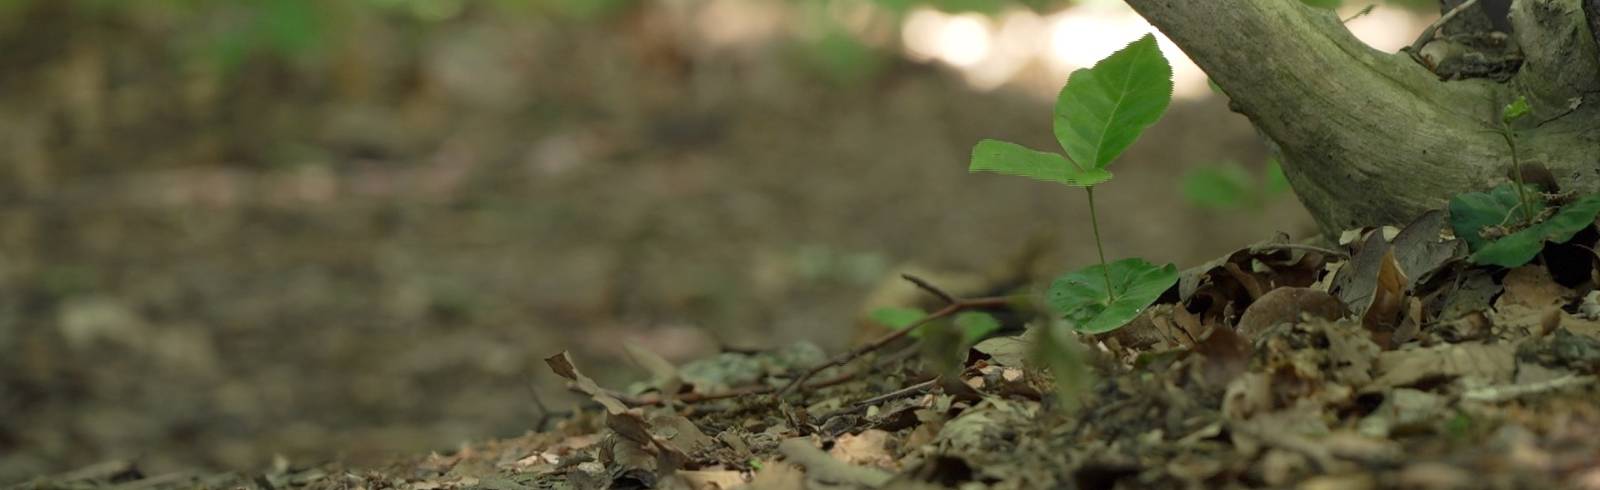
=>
[1500,122,1534,225]
[1085,186,1116,301]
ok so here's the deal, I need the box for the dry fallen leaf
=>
[1236,287,1350,339]
[1498,266,1573,309]
[1360,248,1408,348]
[676,469,747,489]
[829,429,897,469]
[741,461,806,490]
[1367,342,1517,391]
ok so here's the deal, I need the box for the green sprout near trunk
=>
[968,34,1178,335]
[1499,96,1537,225]
[1448,95,1600,267]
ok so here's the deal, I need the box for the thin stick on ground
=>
[773,274,1013,399]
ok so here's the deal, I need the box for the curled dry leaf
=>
[545,351,629,413]
[1330,209,1461,324]
[1360,248,1409,349]
[1179,235,1336,328]
[1235,287,1350,339]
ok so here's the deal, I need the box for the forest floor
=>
[0,4,1312,483]
[13,210,1600,489]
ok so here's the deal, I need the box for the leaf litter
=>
[20,211,1600,490]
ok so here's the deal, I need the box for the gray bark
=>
[1123,0,1600,235]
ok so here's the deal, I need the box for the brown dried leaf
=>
[1368,342,1517,391]
[676,469,747,490]
[1497,266,1573,310]
[1236,287,1350,339]
[828,430,897,469]
[744,461,806,490]
[545,351,629,413]
[1194,326,1251,387]
[1360,248,1409,348]
[1388,209,1466,289]
[777,438,893,487]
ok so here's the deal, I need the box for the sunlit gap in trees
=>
[901,3,1429,99]
[692,0,1430,101]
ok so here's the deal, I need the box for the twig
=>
[1405,0,1480,62]
[1249,243,1350,258]
[524,373,555,431]
[1341,4,1376,23]
[849,379,938,409]
[560,340,929,409]
[901,273,958,305]
[813,378,940,425]
[773,275,1013,400]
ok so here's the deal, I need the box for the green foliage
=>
[1300,0,1343,8]
[1469,194,1600,267]
[1448,94,1600,268]
[970,140,1112,187]
[870,307,1001,344]
[871,306,927,330]
[1184,164,1253,208]
[1265,160,1291,194]
[1448,183,1544,251]
[1048,258,1177,333]
[967,34,1172,185]
[969,34,1177,334]
[952,312,1002,344]
[1502,95,1531,125]
[1181,160,1291,210]
[1052,35,1174,170]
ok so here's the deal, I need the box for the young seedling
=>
[1449,96,1600,267]
[968,34,1178,335]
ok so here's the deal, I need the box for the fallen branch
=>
[773,273,1013,399]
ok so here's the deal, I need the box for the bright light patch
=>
[901,8,947,62]
[1344,7,1431,52]
[935,14,993,68]
[959,9,1045,90]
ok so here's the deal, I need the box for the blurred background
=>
[0,0,1433,482]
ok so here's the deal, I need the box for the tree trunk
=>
[1123,0,1600,235]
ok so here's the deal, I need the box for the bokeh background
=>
[0,0,1432,482]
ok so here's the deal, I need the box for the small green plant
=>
[1448,96,1600,267]
[871,306,1001,378]
[1182,159,1291,211]
[967,34,1178,335]
[870,307,1000,343]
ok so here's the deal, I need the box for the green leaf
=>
[1471,194,1600,267]
[871,307,928,336]
[1448,183,1545,251]
[1502,96,1531,125]
[953,312,1002,344]
[1264,159,1291,195]
[970,139,1113,187]
[1300,0,1343,8]
[1182,162,1255,209]
[1052,34,1173,170]
[1048,258,1178,334]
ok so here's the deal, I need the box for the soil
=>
[0,1,1328,486]
[15,216,1600,489]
